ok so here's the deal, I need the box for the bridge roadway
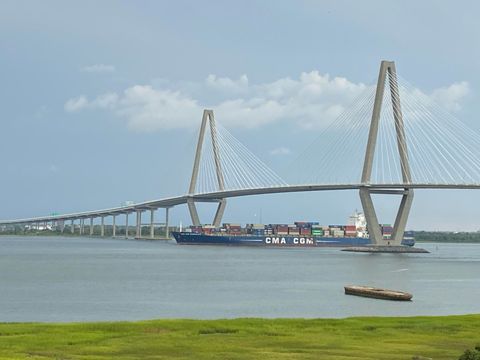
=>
[1,183,480,225]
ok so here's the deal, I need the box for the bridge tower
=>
[360,60,414,246]
[187,109,227,227]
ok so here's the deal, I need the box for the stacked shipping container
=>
[186,219,386,239]
[345,225,356,237]
[381,224,393,239]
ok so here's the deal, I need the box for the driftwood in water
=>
[344,285,412,301]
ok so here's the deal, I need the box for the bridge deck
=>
[1,183,480,225]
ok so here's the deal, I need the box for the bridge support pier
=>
[359,188,383,244]
[213,199,226,228]
[112,215,116,237]
[187,199,200,226]
[150,209,155,239]
[136,210,142,239]
[165,207,170,238]
[125,213,129,239]
[360,60,413,246]
[89,217,94,236]
[71,220,74,234]
[101,216,105,237]
[391,189,414,244]
[79,219,84,235]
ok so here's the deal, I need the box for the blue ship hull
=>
[172,232,415,247]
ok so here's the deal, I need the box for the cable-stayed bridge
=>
[2,60,480,246]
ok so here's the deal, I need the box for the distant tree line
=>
[0,225,173,237]
[415,231,480,243]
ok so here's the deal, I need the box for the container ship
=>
[172,212,415,247]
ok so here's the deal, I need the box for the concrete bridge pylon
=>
[360,60,414,246]
[187,109,227,227]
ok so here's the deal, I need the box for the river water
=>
[1,236,479,322]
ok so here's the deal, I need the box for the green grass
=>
[0,315,479,359]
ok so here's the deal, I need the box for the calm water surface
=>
[1,236,479,322]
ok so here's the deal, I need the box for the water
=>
[1,236,479,322]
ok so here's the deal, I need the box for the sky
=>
[1,0,480,230]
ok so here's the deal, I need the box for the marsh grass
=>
[0,315,479,359]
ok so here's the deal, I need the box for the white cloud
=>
[64,93,118,113]
[81,64,115,73]
[215,98,285,128]
[64,96,88,112]
[92,92,118,109]
[431,81,470,111]
[206,74,248,93]
[64,71,469,132]
[115,86,200,132]
[269,147,291,156]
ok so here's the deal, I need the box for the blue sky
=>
[1,0,479,230]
